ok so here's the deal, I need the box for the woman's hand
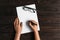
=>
[28,20,38,32]
[28,20,40,40]
[14,18,22,34]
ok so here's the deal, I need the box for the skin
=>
[14,18,40,40]
[14,18,22,40]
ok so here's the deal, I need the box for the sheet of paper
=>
[16,4,40,34]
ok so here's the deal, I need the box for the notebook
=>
[16,4,40,34]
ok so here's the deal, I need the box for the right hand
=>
[28,20,38,32]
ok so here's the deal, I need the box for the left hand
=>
[14,18,22,34]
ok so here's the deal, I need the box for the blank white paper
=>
[16,4,40,34]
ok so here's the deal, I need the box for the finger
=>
[14,18,18,28]
[20,22,22,27]
[14,18,18,25]
[28,20,37,26]
[30,20,37,25]
[16,18,19,25]
[29,22,33,28]
[18,18,20,25]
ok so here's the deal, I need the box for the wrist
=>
[15,32,21,37]
[16,32,21,35]
[33,30,38,33]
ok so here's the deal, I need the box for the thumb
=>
[29,22,33,28]
[20,22,22,27]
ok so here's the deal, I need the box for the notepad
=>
[16,4,40,34]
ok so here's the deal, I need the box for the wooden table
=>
[0,0,60,40]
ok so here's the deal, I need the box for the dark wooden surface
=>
[0,0,60,40]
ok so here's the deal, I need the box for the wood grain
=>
[0,0,60,40]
